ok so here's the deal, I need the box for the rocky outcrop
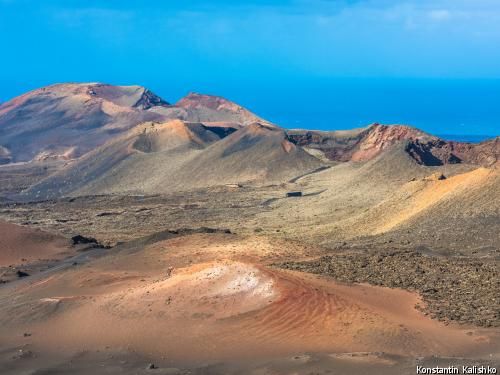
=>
[286,127,371,162]
[351,124,433,161]
[287,124,433,163]
[405,137,499,167]
[405,140,451,166]
[133,89,170,110]
[287,124,498,167]
[449,137,499,166]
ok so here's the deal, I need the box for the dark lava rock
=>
[277,250,499,328]
[95,211,121,217]
[71,235,98,245]
[16,270,29,278]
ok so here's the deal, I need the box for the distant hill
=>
[287,124,499,167]
[0,83,266,165]
[0,83,168,163]
[22,120,320,199]
[175,92,267,125]
[0,83,498,199]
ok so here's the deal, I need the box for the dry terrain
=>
[0,83,498,374]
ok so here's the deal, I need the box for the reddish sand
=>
[0,233,495,365]
[0,220,71,267]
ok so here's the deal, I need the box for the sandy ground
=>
[0,233,498,374]
[0,220,72,267]
[1,84,498,374]
[0,157,498,373]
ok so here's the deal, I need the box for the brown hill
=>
[286,124,431,162]
[175,92,267,125]
[22,121,320,199]
[153,122,320,191]
[20,120,226,198]
[343,167,499,236]
[287,124,499,167]
[253,142,495,246]
[0,83,170,163]
[0,84,267,166]
[1,83,498,201]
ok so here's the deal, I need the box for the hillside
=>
[0,84,267,166]
[0,220,71,267]
[0,83,498,202]
[288,124,499,167]
[0,83,169,163]
[176,92,267,125]
[23,121,321,198]
[253,142,499,251]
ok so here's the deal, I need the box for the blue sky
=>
[1,0,499,135]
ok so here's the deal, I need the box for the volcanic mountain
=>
[287,124,499,167]
[0,84,267,165]
[22,120,320,198]
[174,92,266,125]
[0,83,499,374]
[0,83,170,164]
[0,83,498,200]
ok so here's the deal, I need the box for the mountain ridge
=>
[0,83,265,165]
[0,83,498,200]
[287,123,499,167]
